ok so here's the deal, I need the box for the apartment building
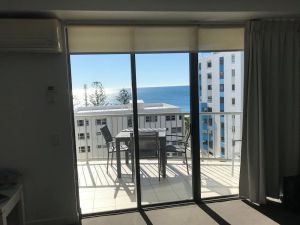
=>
[74,100,185,160]
[199,52,244,158]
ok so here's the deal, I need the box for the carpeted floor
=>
[82,199,300,225]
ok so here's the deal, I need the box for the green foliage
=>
[89,81,107,106]
[184,116,191,131]
[116,88,131,105]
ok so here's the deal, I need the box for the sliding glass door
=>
[198,51,244,198]
[135,53,192,205]
[69,50,243,215]
[70,54,137,214]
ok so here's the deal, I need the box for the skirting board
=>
[26,215,80,225]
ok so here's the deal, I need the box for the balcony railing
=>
[74,111,242,163]
[75,111,242,213]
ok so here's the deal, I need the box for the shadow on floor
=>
[241,199,300,225]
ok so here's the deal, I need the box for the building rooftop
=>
[74,100,181,116]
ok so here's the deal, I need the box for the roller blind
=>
[67,25,244,53]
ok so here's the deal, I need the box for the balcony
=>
[75,112,242,214]
[78,159,240,214]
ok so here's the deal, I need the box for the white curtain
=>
[240,20,300,203]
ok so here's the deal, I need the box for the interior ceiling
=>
[52,11,300,24]
[0,11,299,24]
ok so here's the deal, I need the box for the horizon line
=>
[73,84,189,90]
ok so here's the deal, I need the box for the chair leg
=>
[107,152,110,173]
[158,152,161,181]
[185,152,189,174]
[111,151,114,166]
[131,154,134,182]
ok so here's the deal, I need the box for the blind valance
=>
[67,25,244,53]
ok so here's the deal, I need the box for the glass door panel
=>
[135,53,192,205]
[70,54,137,214]
[198,51,243,198]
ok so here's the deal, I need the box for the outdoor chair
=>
[130,131,161,181]
[165,128,191,174]
[100,125,131,173]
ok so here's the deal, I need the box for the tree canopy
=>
[89,81,107,106]
[116,88,131,105]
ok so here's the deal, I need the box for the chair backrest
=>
[138,131,159,158]
[100,125,113,143]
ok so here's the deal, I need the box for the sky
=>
[70,53,192,90]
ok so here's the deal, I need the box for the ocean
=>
[107,85,190,113]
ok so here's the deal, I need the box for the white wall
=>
[0,49,79,224]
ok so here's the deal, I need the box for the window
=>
[232,98,236,105]
[231,54,235,63]
[78,133,90,140]
[232,84,235,91]
[207,107,212,112]
[179,115,182,120]
[209,140,213,149]
[207,61,212,68]
[220,97,224,104]
[232,140,236,146]
[232,69,235,77]
[221,136,225,142]
[207,85,212,90]
[146,115,157,122]
[85,120,89,126]
[208,96,212,103]
[220,84,224,92]
[77,120,84,126]
[207,73,212,79]
[78,146,91,153]
[208,117,213,126]
[221,147,225,154]
[166,115,176,121]
[97,145,104,148]
[96,131,101,136]
[171,127,182,133]
[232,126,236,133]
[78,133,85,140]
[219,57,224,65]
[127,116,133,127]
[220,72,224,79]
[95,118,107,126]
[221,122,224,129]
[199,63,201,70]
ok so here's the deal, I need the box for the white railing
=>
[74,112,242,167]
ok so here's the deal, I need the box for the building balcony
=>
[78,158,240,214]
[75,112,242,214]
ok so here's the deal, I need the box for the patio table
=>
[115,128,167,179]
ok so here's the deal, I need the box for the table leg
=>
[131,141,135,181]
[160,138,167,178]
[125,141,129,165]
[116,140,122,178]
